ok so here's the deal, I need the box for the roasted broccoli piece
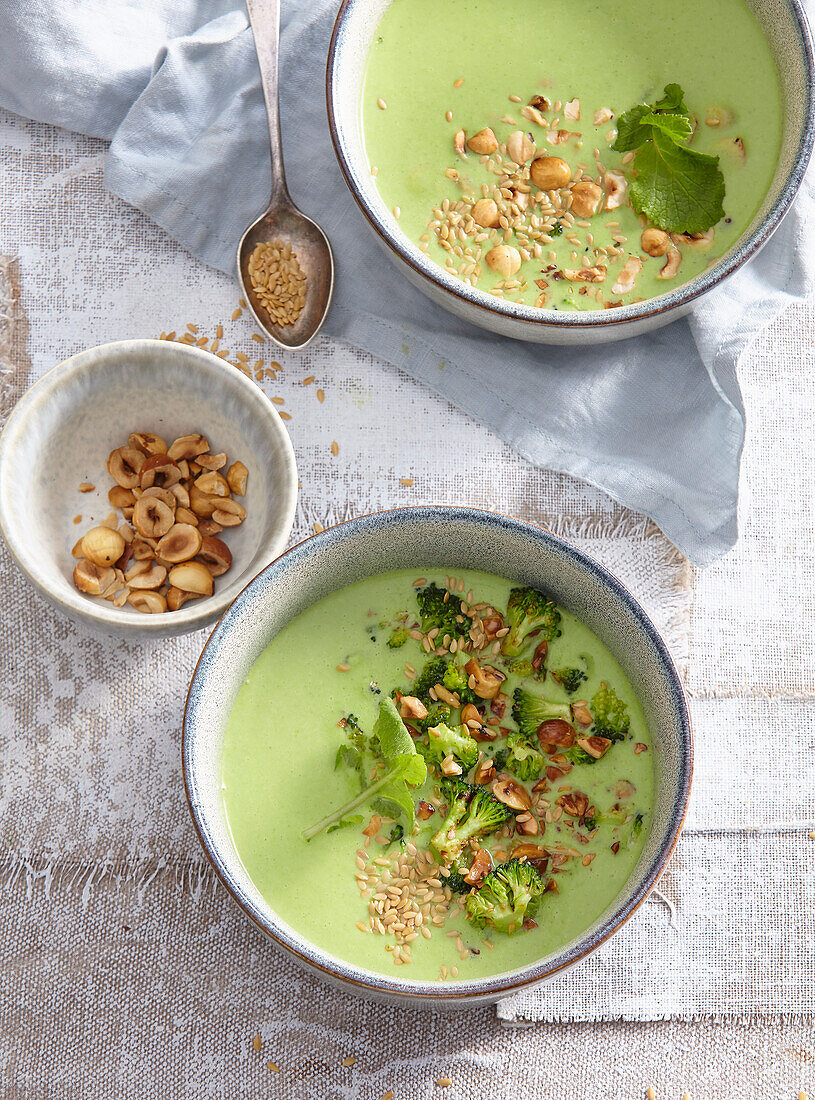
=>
[501,587,562,657]
[504,730,546,783]
[465,858,545,934]
[591,682,630,738]
[431,781,511,864]
[550,666,588,694]
[417,582,468,640]
[387,627,409,648]
[444,866,473,895]
[424,722,479,773]
[412,656,475,708]
[512,687,573,742]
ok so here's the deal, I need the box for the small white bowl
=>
[0,339,298,637]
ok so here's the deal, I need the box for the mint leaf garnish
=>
[304,698,427,840]
[612,84,725,233]
[630,131,725,235]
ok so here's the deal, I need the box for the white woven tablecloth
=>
[1,109,814,1097]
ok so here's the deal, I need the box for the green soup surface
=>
[221,569,654,982]
[362,0,782,310]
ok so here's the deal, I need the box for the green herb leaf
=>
[326,815,365,834]
[374,696,416,761]
[630,131,725,234]
[612,83,725,234]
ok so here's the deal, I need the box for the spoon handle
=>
[246,0,288,201]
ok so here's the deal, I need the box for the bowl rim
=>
[183,505,694,1002]
[325,0,815,331]
[0,338,298,636]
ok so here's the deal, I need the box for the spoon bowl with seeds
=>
[237,0,334,350]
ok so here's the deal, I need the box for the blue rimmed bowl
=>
[326,0,815,345]
[183,507,692,1007]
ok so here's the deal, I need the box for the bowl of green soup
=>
[326,0,815,343]
[183,508,692,1006]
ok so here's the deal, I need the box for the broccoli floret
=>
[512,687,573,742]
[411,656,475,708]
[444,866,473,895]
[465,859,545,934]
[501,587,562,657]
[387,627,409,648]
[417,582,468,640]
[424,722,479,773]
[591,682,630,738]
[431,781,511,864]
[551,666,588,694]
[504,730,546,783]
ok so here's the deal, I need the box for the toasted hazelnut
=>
[658,247,682,280]
[641,228,671,257]
[71,538,85,558]
[131,538,155,561]
[170,482,191,507]
[671,228,715,249]
[603,169,628,211]
[416,800,436,821]
[570,180,602,218]
[168,560,214,596]
[194,471,230,498]
[537,718,576,751]
[559,791,590,818]
[717,135,746,160]
[464,658,506,700]
[73,559,116,596]
[107,446,146,489]
[81,526,126,567]
[506,130,536,164]
[572,701,593,727]
[473,758,495,786]
[399,695,429,721]
[515,812,539,836]
[594,107,614,125]
[467,127,498,155]
[127,590,167,614]
[108,486,135,509]
[530,156,571,191]
[196,451,227,471]
[511,843,547,864]
[197,519,224,536]
[492,776,532,811]
[167,433,209,461]
[611,255,643,295]
[166,586,202,611]
[140,486,178,514]
[576,735,612,759]
[132,496,175,539]
[563,98,581,121]
[463,848,492,886]
[128,431,167,456]
[211,498,246,527]
[176,459,190,479]
[175,506,199,526]
[189,486,219,518]
[196,536,232,576]
[471,199,500,229]
[485,245,521,277]
[126,563,167,590]
[226,461,248,496]
[139,453,182,490]
[460,703,482,726]
[155,523,202,563]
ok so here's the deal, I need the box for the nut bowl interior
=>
[326,0,815,345]
[0,339,298,638]
[183,508,692,1007]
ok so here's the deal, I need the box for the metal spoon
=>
[237,0,334,350]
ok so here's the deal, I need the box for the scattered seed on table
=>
[278,411,292,420]
[78,482,95,493]
[215,323,223,338]
[251,333,264,343]
[303,375,315,385]
[435,1079,452,1088]
[400,477,414,487]
[252,1034,261,1051]
[231,307,242,320]
[73,515,82,524]
[316,388,325,403]
[267,1062,279,1073]
[331,441,339,456]
[272,397,285,405]
[342,1056,356,1067]
[187,322,198,333]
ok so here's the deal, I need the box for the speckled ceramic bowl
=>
[183,508,692,1007]
[327,0,815,345]
[0,340,298,638]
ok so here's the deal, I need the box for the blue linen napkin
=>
[1,0,812,565]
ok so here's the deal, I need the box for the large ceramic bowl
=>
[0,340,298,638]
[183,508,693,1007]
[326,0,815,345]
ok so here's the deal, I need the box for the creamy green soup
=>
[362,0,782,310]
[221,570,654,982]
